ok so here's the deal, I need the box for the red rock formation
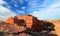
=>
[22,15,45,31]
[17,33,32,36]
[5,15,45,31]
[6,18,14,24]
[14,16,25,26]
[22,15,33,28]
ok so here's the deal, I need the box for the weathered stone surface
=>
[14,16,25,26]
[9,26,26,33]
[5,18,14,24]
[0,17,58,36]
[0,23,26,34]
[5,15,44,31]
[22,15,33,28]
[16,33,32,36]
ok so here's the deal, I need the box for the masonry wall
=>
[22,15,33,28]
[5,15,45,31]
[6,18,14,24]
[14,16,25,26]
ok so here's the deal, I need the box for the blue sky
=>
[0,0,60,20]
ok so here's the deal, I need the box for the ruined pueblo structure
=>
[6,15,45,31]
[5,14,60,36]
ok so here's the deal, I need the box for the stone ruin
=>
[6,14,45,31]
[4,14,60,36]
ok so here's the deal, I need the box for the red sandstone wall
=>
[6,18,14,24]
[14,16,22,20]
[22,15,33,28]
[31,20,45,31]
[5,15,45,31]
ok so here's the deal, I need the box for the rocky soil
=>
[0,21,58,36]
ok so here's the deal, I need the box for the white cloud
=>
[0,5,17,21]
[17,10,25,14]
[0,0,6,5]
[22,6,26,10]
[31,0,60,20]
[19,0,24,4]
[0,0,17,21]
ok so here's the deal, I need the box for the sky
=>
[0,0,60,20]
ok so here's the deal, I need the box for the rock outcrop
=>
[0,15,58,36]
[5,15,45,31]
